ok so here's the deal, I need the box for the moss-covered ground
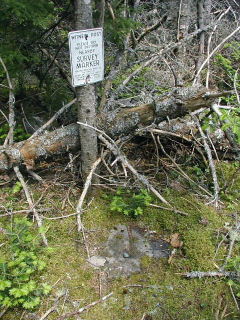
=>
[0,161,240,319]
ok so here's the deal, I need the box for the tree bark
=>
[74,0,98,181]
[1,85,236,173]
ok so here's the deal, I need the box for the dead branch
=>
[78,121,170,205]
[0,57,15,147]
[149,203,188,216]
[156,136,212,197]
[113,55,158,98]
[39,294,64,320]
[194,116,219,207]
[76,157,102,259]
[0,307,8,319]
[0,123,80,173]
[13,166,48,246]
[220,219,240,271]
[205,7,231,88]
[106,1,115,22]
[28,98,77,140]
[56,292,113,320]
[229,284,240,314]
[193,24,240,86]
[136,15,167,43]
[98,134,170,205]
[234,68,240,104]
[180,271,238,280]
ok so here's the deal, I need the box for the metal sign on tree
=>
[68,28,104,87]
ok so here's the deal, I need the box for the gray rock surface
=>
[90,225,170,278]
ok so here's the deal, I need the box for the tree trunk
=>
[1,85,237,173]
[74,0,98,181]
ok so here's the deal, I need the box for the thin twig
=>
[0,307,8,319]
[194,116,219,207]
[136,15,167,43]
[221,219,240,271]
[205,7,231,88]
[180,271,238,279]
[149,203,188,216]
[76,157,102,259]
[28,98,77,140]
[0,57,15,147]
[193,24,240,86]
[221,303,228,320]
[215,296,223,320]
[56,292,113,320]
[233,68,240,104]
[13,166,48,246]
[157,136,212,197]
[39,294,64,320]
[77,122,170,206]
[229,285,240,314]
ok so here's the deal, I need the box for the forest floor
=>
[0,157,240,320]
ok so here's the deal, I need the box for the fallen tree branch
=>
[149,203,188,216]
[98,134,170,205]
[194,116,219,207]
[76,157,102,259]
[193,24,240,86]
[13,166,48,246]
[180,271,238,280]
[136,15,168,43]
[0,86,236,173]
[0,307,8,319]
[56,292,113,320]
[78,121,170,205]
[156,136,212,197]
[0,123,80,172]
[39,294,64,320]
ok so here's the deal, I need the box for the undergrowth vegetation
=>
[0,218,51,310]
[0,159,240,319]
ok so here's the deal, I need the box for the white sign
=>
[68,28,104,87]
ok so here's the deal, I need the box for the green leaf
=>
[0,280,12,291]
[9,288,23,298]
[42,283,51,295]
[227,279,234,286]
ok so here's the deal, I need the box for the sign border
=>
[68,27,104,87]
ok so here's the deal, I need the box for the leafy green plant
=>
[108,188,151,217]
[11,181,22,194]
[0,218,51,310]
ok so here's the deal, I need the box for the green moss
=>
[1,161,240,319]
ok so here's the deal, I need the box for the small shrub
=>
[108,188,151,217]
[0,218,51,310]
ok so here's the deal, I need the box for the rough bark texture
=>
[105,85,210,136]
[0,86,238,173]
[74,0,98,180]
[0,124,79,172]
